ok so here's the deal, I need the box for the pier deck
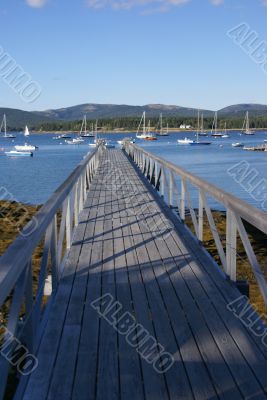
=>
[23,149,267,400]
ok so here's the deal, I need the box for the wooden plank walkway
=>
[22,149,267,400]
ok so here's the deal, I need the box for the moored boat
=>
[0,114,16,138]
[15,143,38,151]
[232,142,244,148]
[5,150,33,157]
[242,112,255,135]
[189,111,211,145]
[65,137,84,145]
[177,137,194,145]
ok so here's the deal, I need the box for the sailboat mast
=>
[246,111,249,132]
[160,113,163,135]
[84,115,87,135]
[3,114,6,137]
[197,110,200,142]
[143,112,146,135]
[215,111,217,135]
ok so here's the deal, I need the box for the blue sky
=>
[0,0,267,111]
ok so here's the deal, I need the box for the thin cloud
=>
[86,0,191,12]
[25,0,48,8]
[210,0,224,5]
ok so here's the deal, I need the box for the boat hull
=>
[5,151,33,157]
[189,142,211,145]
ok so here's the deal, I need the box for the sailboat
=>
[211,112,223,137]
[136,112,156,140]
[242,111,255,135]
[0,114,16,138]
[222,122,229,138]
[80,115,95,137]
[199,114,208,136]
[156,113,169,136]
[144,120,157,141]
[65,118,85,144]
[24,126,30,137]
[88,120,99,147]
[190,111,211,146]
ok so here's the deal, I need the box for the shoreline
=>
[30,128,267,134]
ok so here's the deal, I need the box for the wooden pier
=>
[1,146,267,399]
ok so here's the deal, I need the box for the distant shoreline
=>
[31,128,267,135]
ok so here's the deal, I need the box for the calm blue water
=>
[0,131,267,210]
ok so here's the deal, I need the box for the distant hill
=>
[0,108,52,130]
[2,103,267,129]
[33,103,214,121]
[218,104,267,117]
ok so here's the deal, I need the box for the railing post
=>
[79,177,83,212]
[161,166,165,198]
[198,190,204,242]
[169,171,174,207]
[142,154,145,173]
[226,209,237,281]
[83,171,87,201]
[180,179,186,221]
[51,215,59,291]
[155,161,158,189]
[23,260,34,351]
[74,182,79,227]
[149,158,153,182]
[66,196,71,249]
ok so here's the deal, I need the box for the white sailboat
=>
[222,122,229,138]
[190,110,211,146]
[211,112,223,137]
[66,118,85,144]
[242,111,255,135]
[24,126,30,137]
[88,120,98,147]
[157,113,169,136]
[80,115,95,137]
[136,112,149,139]
[199,114,208,136]
[0,114,16,138]
[145,120,157,141]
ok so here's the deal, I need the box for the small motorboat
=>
[222,134,229,138]
[5,150,33,157]
[15,143,38,151]
[53,134,72,140]
[105,141,116,149]
[117,138,136,145]
[232,142,244,148]
[65,137,84,145]
[177,137,194,145]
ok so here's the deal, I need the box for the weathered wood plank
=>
[22,149,267,400]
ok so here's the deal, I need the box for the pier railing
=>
[0,145,102,400]
[124,142,267,306]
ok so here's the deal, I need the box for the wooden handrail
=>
[124,142,267,305]
[125,143,267,234]
[0,147,99,306]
